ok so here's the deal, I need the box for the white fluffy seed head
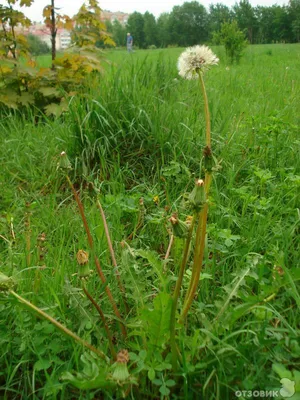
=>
[177,45,219,80]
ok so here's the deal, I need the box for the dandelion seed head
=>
[177,45,219,80]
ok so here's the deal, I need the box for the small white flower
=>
[226,66,230,71]
[178,45,219,80]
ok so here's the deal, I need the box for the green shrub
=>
[213,21,248,64]
[27,33,50,55]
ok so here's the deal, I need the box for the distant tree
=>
[127,12,145,48]
[254,5,290,43]
[143,11,157,47]
[209,4,232,35]
[273,5,292,42]
[27,33,50,55]
[288,0,300,41]
[110,20,127,47]
[233,0,257,43]
[168,1,209,46]
[156,13,171,47]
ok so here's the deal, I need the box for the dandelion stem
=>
[81,282,117,360]
[180,74,212,322]
[170,217,195,369]
[180,204,208,322]
[25,208,31,267]
[164,234,174,261]
[198,72,211,148]
[10,290,107,361]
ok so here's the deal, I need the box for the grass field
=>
[0,44,299,399]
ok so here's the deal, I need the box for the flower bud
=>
[112,350,130,382]
[58,151,72,170]
[169,213,190,238]
[0,272,16,292]
[76,250,90,278]
[189,179,206,211]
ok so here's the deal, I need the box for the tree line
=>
[105,0,300,48]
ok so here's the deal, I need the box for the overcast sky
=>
[18,0,289,22]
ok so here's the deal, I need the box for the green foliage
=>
[127,12,145,48]
[0,0,111,115]
[26,33,50,55]
[141,292,172,352]
[71,0,115,48]
[213,20,248,63]
[109,19,127,47]
[168,1,209,46]
[61,353,114,390]
[143,11,158,47]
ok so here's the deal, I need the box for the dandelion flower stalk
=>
[77,250,117,360]
[170,214,196,370]
[82,282,117,360]
[177,46,218,322]
[59,152,126,338]
[66,174,127,338]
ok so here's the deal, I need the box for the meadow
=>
[0,44,299,399]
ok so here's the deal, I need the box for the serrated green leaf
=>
[44,103,64,117]
[61,352,114,390]
[141,292,172,350]
[39,87,60,97]
[34,359,51,371]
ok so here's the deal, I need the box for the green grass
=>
[0,44,299,399]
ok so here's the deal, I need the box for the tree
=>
[27,33,50,55]
[168,2,209,46]
[254,5,290,43]
[0,1,32,60]
[214,20,248,63]
[209,3,232,35]
[111,19,126,47]
[233,0,257,44]
[143,11,157,47]
[288,0,300,41]
[0,0,113,115]
[43,0,72,68]
[156,13,171,47]
[127,12,145,48]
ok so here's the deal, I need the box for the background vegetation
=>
[122,0,300,48]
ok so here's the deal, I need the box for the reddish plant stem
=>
[82,283,117,360]
[66,176,127,338]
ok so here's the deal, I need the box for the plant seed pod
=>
[112,350,130,382]
[189,179,206,212]
[58,151,72,170]
[169,213,190,239]
[76,250,90,278]
[0,272,16,292]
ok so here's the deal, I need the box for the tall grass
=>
[0,44,299,399]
